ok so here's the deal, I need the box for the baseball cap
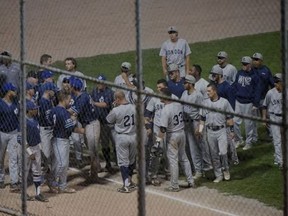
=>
[2,82,16,93]
[121,62,131,72]
[41,70,54,80]
[273,73,282,82]
[210,65,223,75]
[26,82,35,90]
[70,77,83,90]
[26,100,39,111]
[97,74,107,81]
[41,82,57,92]
[217,51,228,59]
[167,26,178,33]
[184,75,196,84]
[167,64,179,72]
[251,52,263,60]
[241,56,252,64]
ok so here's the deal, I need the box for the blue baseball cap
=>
[70,77,83,90]
[41,70,54,80]
[2,82,17,93]
[97,74,106,81]
[41,82,58,92]
[26,82,35,90]
[26,100,39,111]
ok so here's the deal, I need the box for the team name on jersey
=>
[238,75,252,87]
[167,49,183,55]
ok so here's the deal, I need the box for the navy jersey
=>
[90,87,114,123]
[167,78,185,98]
[26,117,41,146]
[253,65,274,100]
[217,81,236,110]
[71,92,98,126]
[0,99,19,132]
[49,106,76,139]
[38,97,54,127]
[233,69,261,107]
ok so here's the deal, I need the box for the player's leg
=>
[178,131,194,186]
[270,115,283,167]
[85,120,101,179]
[70,132,82,166]
[0,131,9,187]
[206,131,222,182]
[7,132,21,189]
[100,122,112,170]
[201,127,213,171]
[217,129,230,180]
[185,121,202,178]
[243,103,254,150]
[226,128,239,165]
[53,138,70,191]
[166,133,180,189]
[233,101,244,146]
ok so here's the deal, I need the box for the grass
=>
[51,31,283,209]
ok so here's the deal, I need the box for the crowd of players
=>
[0,25,284,199]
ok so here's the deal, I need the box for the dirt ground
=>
[0,0,283,215]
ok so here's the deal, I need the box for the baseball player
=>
[160,26,191,79]
[214,51,237,85]
[189,64,209,100]
[180,74,205,179]
[209,65,239,165]
[232,56,261,150]
[198,84,235,183]
[22,100,48,202]
[167,63,185,98]
[91,74,116,172]
[156,88,195,191]
[70,78,101,181]
[113,62,135,98]
[56,57,87,91]
[106,90,137,193]
[38,82,57,190]
[0,83,20,191]
[48,90,85,193]
[262,73,283,169]
[145,79,178,184]
[252,52,274,141]
[0,51,21,89]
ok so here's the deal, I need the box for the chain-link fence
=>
[0,0,286,215]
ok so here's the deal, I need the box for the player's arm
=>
[161,56,168,77]
[121,72,135,88]
[262,106,268,127]
[185,54,190,75]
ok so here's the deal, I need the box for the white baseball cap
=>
[217,51,228,59]
[273,73,282,81]
[210,65,223,75]
[241,56,252,64]
[167,26,178,33]
[251,53,263,60]
[167,63,179,72]
[184,75,196,84]
[121,62,131,71]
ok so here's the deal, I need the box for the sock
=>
[33,175,42,196]
[120,166,129,187]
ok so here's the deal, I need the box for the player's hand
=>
[252,106,258,111]
[29,154,36,160]
[229,132,235,140]
[146,128,152,136]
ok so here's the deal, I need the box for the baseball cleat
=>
[164,186,181,192]
[35,193,49,202]
[59,187,76,194]
[117,186,133,193]
[213,176,223,183]
[223,170,231,181]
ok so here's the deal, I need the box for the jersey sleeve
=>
[159,41,167,57]
[106,109,116,124]
[184,40,192,56]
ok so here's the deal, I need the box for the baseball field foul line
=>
[105,178,238,216]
